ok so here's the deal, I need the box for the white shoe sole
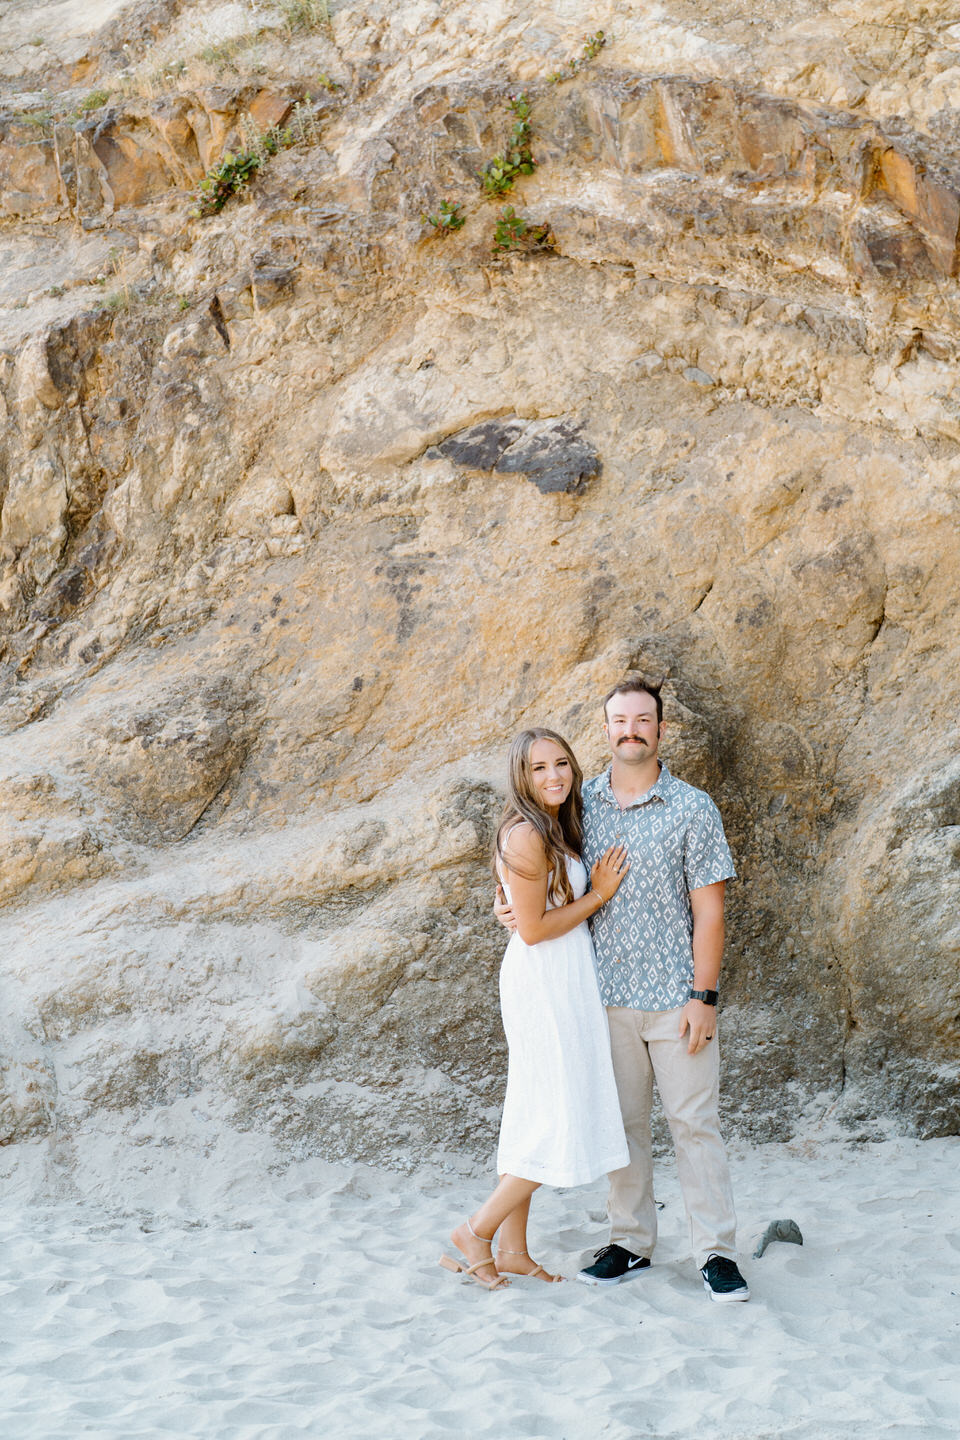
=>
[703,1278,750,1302]
[576,1264,650,1287]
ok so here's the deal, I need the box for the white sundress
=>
[496,850,629,1187]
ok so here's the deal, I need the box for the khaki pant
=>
[605,1005,737,1268]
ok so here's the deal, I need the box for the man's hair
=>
[602,676,663,724]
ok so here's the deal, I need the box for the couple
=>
[440,678,749,1302]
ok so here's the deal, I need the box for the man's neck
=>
[609,755,661,805]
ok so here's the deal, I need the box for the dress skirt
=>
[496,913,629,1188]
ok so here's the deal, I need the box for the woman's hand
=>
[590,844,630,903]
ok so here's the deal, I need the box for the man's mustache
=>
[617,737,647,745]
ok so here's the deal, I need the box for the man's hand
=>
[494,884,518,932]
[679,998,715,1055]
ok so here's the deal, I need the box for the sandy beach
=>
[0,1118,957,1440]
[2,2,960,1436]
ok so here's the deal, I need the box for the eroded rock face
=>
[0,0,958,1168]
[84,676,261,842]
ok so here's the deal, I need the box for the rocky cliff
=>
[1,0,958,1173]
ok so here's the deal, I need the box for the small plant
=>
[480,93,535,195]
[134,57,186,95]
[198,35,256,71]
[492,206,552,254]
[194,121,290,216]
[195,149,262,215]
[95,290,129,312]
[286,100,323,145]
[548,29,607,83]
[29,36,45,47]
[177,296,191,310]
[280,0,331,32]
[256,123,289,157]
[422,199,466,235]
[314,72,341,92]
[199,42,235,67]
[17,109,54,131]
[46,284,65,297]
[79,88,111,112]
[237,112,291,156]
[583,29,607,61]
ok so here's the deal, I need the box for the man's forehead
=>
[606,695,658,718]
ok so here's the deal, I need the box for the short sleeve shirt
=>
[581,763,736,1011]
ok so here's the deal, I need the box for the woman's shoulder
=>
[498,818,547,867]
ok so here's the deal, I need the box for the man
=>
[496,677,749,1302]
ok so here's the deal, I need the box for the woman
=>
[440,728,630,1289]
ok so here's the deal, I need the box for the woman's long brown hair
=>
[491,728,584,907]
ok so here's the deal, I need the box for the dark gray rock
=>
[433,416,601,494]
[683,365,716,388]
[495,418,601,493]
[754,1219,804,1258]
[432,418,525,470]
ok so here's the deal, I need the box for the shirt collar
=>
[596,761,673,807]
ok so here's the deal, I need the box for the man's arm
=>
[678,880,726,1054]
[494,884,517,931]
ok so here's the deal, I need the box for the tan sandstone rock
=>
[0,0,957,1172]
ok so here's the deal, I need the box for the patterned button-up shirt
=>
[581,763,736,1011]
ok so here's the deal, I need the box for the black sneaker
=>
[576,1244,651,1286]
[700,1254,750,1303]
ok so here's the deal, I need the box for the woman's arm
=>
[500,824,629,945]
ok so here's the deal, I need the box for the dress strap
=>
[497,820,528,885]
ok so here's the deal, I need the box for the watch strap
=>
[688,988,718,1005]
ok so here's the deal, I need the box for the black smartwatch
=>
[688,989,718,1005]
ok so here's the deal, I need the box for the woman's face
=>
[528,738,574,815]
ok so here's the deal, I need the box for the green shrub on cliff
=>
[480,94,535,195]
[492,206,553,254]
[422,199,466,236]
[194,122,292,216]
[79,89,112,112]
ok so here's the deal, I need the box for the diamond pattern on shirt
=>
[582,764,736,1011]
